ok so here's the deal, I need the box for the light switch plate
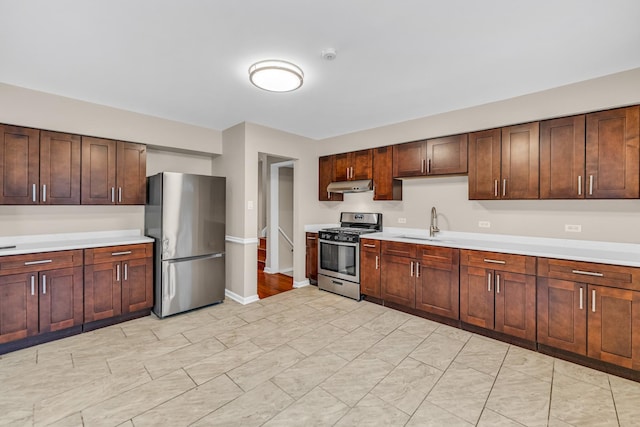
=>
[247,200,254,210]
[565,224,581,232]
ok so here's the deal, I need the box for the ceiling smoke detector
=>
[322,48,337,61]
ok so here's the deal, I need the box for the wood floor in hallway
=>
[258,270,294,299]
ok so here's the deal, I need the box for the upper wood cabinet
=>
[318,155,343,201]
[372,146,402,201]
[468,123,539,200]
[393,134,468,178]
[0,126,81,205]
[81,137,146,205]
[586,106,639,199]
[334,149,372,181]
[540,115,586,199]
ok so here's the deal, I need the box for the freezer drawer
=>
[155,253,225,318]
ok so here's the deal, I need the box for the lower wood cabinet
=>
[0,250,83,344]
[305,233,318,284]
[84,243,153,323]
[537,258,640,369]
[460,250,536,341]
[360,239,381,298]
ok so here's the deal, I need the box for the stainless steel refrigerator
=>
[145,172,226,318]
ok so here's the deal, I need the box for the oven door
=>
[318,239,359,283]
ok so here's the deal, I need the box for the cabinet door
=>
[501,122,539,199]
[122,257,153,314]
[539,115,586,199]
[305,233,318,283]
[587,285,640,369]
[40,131,81,205]
[81,136,117,204]
[537,278,586,355]
[351,149,372,180]
[460,266,494,329]
[494,271,536,341]
[84,262,122,322]
[416,261,459,320]
[393,140,426,178]
[0,124,40,204]
[318,155,343,201]
[0,273,39,343]
[334,152,351,181]
[586,106,640,199]
[426,134,468,175]
[468,129,501,200]
[116,141,146,205]
[360,243,381,298]
[38,267,83,333]
[373,146,402,200]
[381,255,415,308]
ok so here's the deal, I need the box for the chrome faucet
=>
[430,206,440,237]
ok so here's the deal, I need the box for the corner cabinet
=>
[0,250,84,344]
[81,137,146,205]
[460,249,537,341]
[372,146,402,201]
[84,243,153,323]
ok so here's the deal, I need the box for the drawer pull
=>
[306,236,317,240]
[111,251,133,256]
[571,270,603,277]
[32,184,37,203]
[363,243,376,248]
[483,259,506,265]
[24,259,53,266]
[42,184,47,202]
[118,187,122,203]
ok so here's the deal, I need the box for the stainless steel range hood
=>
[326,179,373,193]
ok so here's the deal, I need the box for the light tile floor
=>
[1,286,639,426]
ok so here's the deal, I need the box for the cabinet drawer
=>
[0,250,83,276]
[538,258,640,291]
[85,243,152,265]
[460,249,535,275]
[417,245,458,267]
[361,239,380,253]
[381,241,416,258]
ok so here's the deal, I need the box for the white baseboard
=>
[263,267,275,274]
[225,289,260,305]
[279,267,293,274]
[293,279,310,288]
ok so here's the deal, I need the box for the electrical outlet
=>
[398,217,407,224]
[565,224,581,232]
[247,200,254,210]
[478,221,491,228]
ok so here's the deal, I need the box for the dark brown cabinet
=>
[540,115,586,199]
[318,155,343,201]
[381,253,416,308]
[0,250,83,344]
[585,106,639,199]
[415,245,460,320]
[469,123,539,200]
[360,238,381,298]
[393,134,467,178]
[305,232,318,284]
[84,243,153,323]
[334,149,372,181]
[460,250,536,341]
[81,137,146,205]
[0,126,80,205]
[372,146,402,201]
[537,258,640,369]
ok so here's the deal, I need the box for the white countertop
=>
[0,230,154,257]
[363,227,640,268]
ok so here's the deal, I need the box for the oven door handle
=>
[318,239,359,248]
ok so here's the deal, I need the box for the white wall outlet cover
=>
[565,224,582,232]
[478,221,491,228]
[247,200,254,210]
[398,217,407,224]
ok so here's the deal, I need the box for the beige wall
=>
[278,166,294,271]
[312,68,640,244]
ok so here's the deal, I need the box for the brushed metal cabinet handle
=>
[24,259,53,266]
[31,275,35,296]
[111,251,132,256]
[410,261,414,277]
[375,255,379,270]
[111,187,115,203]
[577,175,582,196]
[307,236,317,240]
[363,243,376,248]
[589,175,593,195]
[488,272,492,292]
[572,270,603,277]
[350,167,353,179]
[116,264,120,282]
[427,159,431,174]
[484,259,506,265]
[502,179,507,197]
[346,167,349,180]
[494,180,498,197]
[592,289,596,312]
[42,184,47,202]
[327,191,330,200]
[124,263,128,281]
[42,275,46,295]
[496,274,500,294]
[416,262,420,278]
[32,184,36,203]
[579,287,584,310]
[118,187,122,203]
[421,159,425,174]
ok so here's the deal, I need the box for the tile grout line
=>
[473,341,510,426]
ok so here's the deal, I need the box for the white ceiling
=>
[1,1,639,140]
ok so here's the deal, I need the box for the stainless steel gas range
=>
[317,212,382,300]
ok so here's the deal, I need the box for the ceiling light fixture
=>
[248,60,303,92]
